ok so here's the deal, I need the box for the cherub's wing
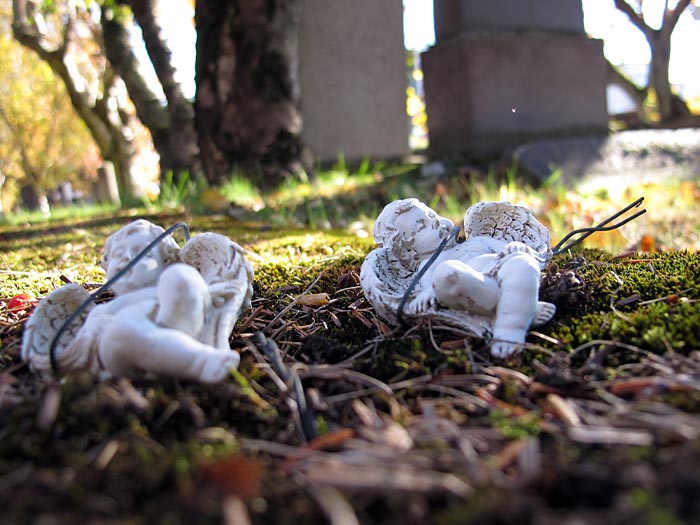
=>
[21,284,95,378]
[360,248,413,322]
[464,202,551,263]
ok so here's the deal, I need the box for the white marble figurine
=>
[360,199,556,358]
[22,220,254,383]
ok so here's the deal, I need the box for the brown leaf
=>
[199,455,264,500]
[304,428,355,452]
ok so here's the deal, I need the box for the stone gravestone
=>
[93,163,121,205]
[299,0,410,163]
[422,0,608,156]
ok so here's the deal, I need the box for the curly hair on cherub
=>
[101,219,181,294]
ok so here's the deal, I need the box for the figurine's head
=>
[464,202,551,260]
[102,220,180,294]
[374,199,454,268]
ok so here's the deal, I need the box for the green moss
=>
[488,409,541,439]
[626,488,685,525]
[537,250,700,357]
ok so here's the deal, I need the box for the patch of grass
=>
[156,170,207,212]
[218,172,265,210]
[1,203,120,227]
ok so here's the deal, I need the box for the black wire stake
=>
[552,197,646,255]
[48,222,191,378]
[396,224,462,327]
[253,332,317,442]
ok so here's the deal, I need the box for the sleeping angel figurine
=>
[22,219,253,383]
[360,199,556,357]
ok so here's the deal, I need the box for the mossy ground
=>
[2,209,700,524]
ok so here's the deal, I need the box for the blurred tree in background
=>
[6,0,698,210]
[194,0,311,189]
[103,0,199,184]
[0,0,100,213]
[10,0,310,204]
[612,0,698,125]
[11,0,201,204]
[12,0,148,202]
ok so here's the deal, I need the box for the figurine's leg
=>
[98,304,239,383]
[490,253,541,358]
[155,264,211,337]
[432,260,499,315]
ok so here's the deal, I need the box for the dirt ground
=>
[2,211,700,524]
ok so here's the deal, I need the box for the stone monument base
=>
[299,0,409,162]
[422,32,608,156]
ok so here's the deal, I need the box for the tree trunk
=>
[20,183,44,211]
[12,0,143,204]
[648,31,669,121]
[613,0,692,124]
[194,0,311,190]
[112,0,201,179]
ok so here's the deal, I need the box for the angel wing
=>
[463,201,552,265]
[21,284,99,378]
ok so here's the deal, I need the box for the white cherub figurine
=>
[360,199,556,358]
[22,220,253,383]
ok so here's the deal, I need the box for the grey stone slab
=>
[299,0,409,162]
[513,128,700,186]
[422,32,608,155]
[434,0,585,41]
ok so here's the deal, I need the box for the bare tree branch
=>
[101,8,170,131]
[607,60,647,106]
[12,0,145,200]
[613,0,694,123]
[613,0,654,40]
[663,0,692,35]
[120,0,200,175]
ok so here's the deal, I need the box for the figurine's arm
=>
[155,263,210,337]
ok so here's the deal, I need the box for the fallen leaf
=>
[6,292,38,314]
[304,428,355,451]
[199,455,264,500]
[639,235,655,252]
[297,293,330,307]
